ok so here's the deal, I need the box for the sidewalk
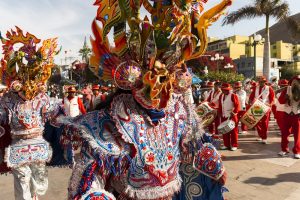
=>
[222,130,300,200]
[0,130,299,200]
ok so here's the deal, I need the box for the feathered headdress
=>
[0,27,60,99]
[89,0,232,109]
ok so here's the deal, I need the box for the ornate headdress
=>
[0,27,59,99]
[89,0,232,109]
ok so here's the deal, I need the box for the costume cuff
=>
[193,143,225,180]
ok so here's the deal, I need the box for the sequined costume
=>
[0,27,60,200]
[59,93,225,200]
[59,1,232,199]
[0,88,61,200]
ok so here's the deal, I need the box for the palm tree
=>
[223,0,291,80]
[79,37,92,64]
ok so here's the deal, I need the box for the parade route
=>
[0,129,299,200]
[222,130,300,200]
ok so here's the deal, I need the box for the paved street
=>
[1,124,300,200]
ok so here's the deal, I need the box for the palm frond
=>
[254,0,266,6]
[258,0,272,14]
[270,2,290,21]
[271,0,282,5]
[222,6,262,25]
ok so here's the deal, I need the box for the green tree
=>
[281,66,299,80]
[223,0,292,80]
[198,71,245,84]
[79,37,92,63]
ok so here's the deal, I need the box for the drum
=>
[196,102,217,127]
[241,99,270,129]
[217,119,236,135]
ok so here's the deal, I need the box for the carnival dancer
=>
[249,76,275,144]
[207,81,222,134]
[234,81,247,134]
[0,28,60,200]
[277,76,300,159]
[218,83,240,150]
[57,1,232,199]
[89,84,105,111]
[63,86,86,117]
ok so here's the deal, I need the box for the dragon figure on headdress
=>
[90,0,232,109]
[0,26,60,99]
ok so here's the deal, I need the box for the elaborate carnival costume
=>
[0,27,60,199]
[59,1,232,199]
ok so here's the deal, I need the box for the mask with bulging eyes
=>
[132,60,175,110]
[132,61,193,110]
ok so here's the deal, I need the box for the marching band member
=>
[219,83,240,150]
[202,81,214,102]
[273,79,289,131]
[244,81,256,107]
[63,86,86,117]
[89,84,105,111]
[277,76,300,159]
[80,84,92,111]
[234,81,248,134]
[249,76,275,144]
[207,81,222,134]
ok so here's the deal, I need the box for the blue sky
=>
[0,0,299,62]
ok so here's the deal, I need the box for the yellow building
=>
[207,35,300,73]
[207,35,248,59]
[271,41,293,60]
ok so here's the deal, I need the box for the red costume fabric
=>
[274,88,288,131]
[218,92,240,148]
[249,85,275,140]
[278,89,300,154]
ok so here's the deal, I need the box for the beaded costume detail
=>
[60,94,225,200]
